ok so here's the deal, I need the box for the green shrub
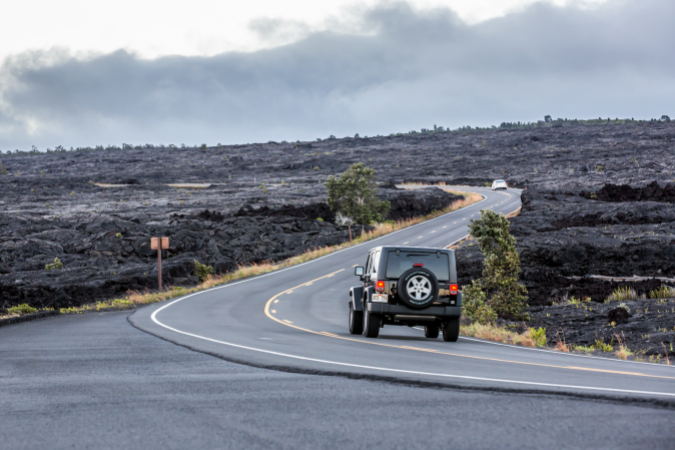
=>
[115,232,123,239]
[0,162,7,175]
[8,304,38,315]
[528,327,547,347]
[45,257,64,270]
[316,217,324,222]
[462,280,497,324]
[194,260,214,282]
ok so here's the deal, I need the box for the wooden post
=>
[151,237,170,291]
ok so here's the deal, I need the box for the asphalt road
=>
[3,311,674,450]
[132,187,675,400]
[3,186,675,449]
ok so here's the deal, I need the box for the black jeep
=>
[349,246,462,341]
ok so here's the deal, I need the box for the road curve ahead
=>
[131,187,675,402]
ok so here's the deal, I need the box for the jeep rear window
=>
[385,251,450,281]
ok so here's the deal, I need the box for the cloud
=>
[0,0,673,149]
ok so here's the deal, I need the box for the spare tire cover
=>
[397,267,439,309]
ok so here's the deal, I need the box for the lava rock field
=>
[1,119,674,357]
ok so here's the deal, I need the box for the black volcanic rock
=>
[608,306,632,324]
[379,187,461,221]
[595,181,675,202]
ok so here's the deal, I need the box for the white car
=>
[491,180,508,190]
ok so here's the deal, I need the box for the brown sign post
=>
[151,237,170,291]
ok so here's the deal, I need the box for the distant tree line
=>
[2,115,671,156]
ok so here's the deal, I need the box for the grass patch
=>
[572,345,596,354]
[594,339,614,353]
[649,285,675,299]
[0,304,54,320]
[461,323,547,348]
[605,286,639,303]
[59,193,483,314]
[8,304,38,315]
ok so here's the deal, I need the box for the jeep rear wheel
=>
[363,308,380,338]
[442,317,460,342]
[348,303,363,335]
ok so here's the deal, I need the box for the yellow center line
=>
[431,230,436,233]
[265,271,675,381]
[403,241,409,244]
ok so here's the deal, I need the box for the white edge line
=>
[411,327,675,369]
[150,302,675,398]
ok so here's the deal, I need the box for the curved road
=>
[131,187,675,401]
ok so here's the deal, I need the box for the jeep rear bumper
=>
[367,302,461,318]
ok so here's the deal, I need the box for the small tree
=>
[325,163,390,241]
[0,161,7,175]
[468,209,528,318]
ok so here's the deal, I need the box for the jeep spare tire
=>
[397,267,439,309]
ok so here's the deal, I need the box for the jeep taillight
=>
[376,281,385,292]
[449,284,458,295]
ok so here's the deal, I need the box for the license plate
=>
[372,294,388,303]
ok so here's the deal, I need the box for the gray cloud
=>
[0,0,673,149]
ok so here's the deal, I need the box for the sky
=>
[1,0,672,150]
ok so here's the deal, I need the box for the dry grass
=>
[58,193,483,314]
[461,322,537,347]
[614,332,633,360]
[662,343,671,365]
[555,340,570,352]
[505,207,522,219]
